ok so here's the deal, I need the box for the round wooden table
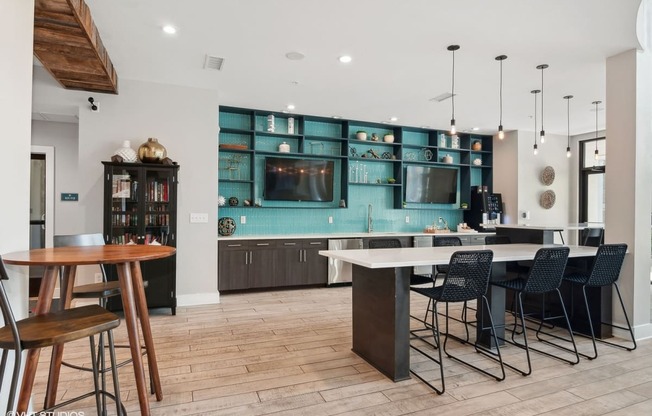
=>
[3,245,176,416]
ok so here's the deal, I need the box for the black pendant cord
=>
[540,69,544,133]
[451,49,455,120]
[499,59,503,125]
[567,98,571,148]
[534,93,537,144]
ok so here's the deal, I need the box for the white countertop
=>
[494,224,565,231]
[319,243,598,269]
[218,231,495,241]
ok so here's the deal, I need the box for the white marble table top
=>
[319,243,598,269]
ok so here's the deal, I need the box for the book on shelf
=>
[112,174,131,198]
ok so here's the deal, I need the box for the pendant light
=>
[564,95,573,158]
[592,100,602,160]
[496,55,507,139]
[536,64,549,143]
[532,89,540,155]
[448,45,460,135]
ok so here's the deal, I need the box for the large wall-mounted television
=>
[405,165,458,204]
[264,157,334,202]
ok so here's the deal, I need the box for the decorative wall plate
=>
[422,148,433,161]
[218,217,237,236]
[541,165,555,185]
[540,190,556,209]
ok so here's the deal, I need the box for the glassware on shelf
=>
[439,133,447,148]
[451,135,460,149]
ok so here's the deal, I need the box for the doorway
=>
[29,145,54,297]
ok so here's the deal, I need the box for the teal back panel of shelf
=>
[220,132,252,147]
[255,115,296,135]
[219,153,251,181]
[402,130,429,145]
[304,120,342,138]
[219,185,464,235]
[219,112,251,130]
[256,135,299,153]
[348,124,394,139]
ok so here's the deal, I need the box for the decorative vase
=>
[218,217,237,236]
[113,140,138,162]
[383,134,395,143]
[279,142,290,153]
[472,141,482,151]
[228,196,239,206]
[138,138,167,163]
[356,131,367,140]
[442,154,453,164]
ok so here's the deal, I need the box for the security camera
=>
[88,97,99,112]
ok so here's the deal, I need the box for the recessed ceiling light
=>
[390,117,398,122]
[162,25,177,35]
[472,127,480,131]
[287,104,295,110]
[339,55,352,63]
[286,52,305,60]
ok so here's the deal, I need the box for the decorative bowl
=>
[383,134,395,143]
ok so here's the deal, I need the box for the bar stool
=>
[409,250,504,394]
[491,246,579,376]
[0,257,124,415]
[563,243,635,359]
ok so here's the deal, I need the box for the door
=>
[28,146,55,298]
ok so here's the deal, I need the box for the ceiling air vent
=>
[204,55,225,71]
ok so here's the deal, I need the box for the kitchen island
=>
[319,243,598,382]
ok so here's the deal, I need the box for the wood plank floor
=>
[31,286,652,415]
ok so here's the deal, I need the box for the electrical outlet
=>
[190,213,208,223]
[328,216,333,224]
[94,273,103,283]
[240,216,246,224]
[405,216,410,223]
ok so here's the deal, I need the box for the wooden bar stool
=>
[0,256,124,415]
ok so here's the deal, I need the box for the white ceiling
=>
[79,0,642,136]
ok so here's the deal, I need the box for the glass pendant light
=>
[448,45,460,135]
[536,64,549,144]
[532,89,540,155]
[496,55,507,139]
[564,95,573,158]
[593,100,602,160]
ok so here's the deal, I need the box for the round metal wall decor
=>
[218,217,237,236]
[540,190,556,209]
[540,166,555,186]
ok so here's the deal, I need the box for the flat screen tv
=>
[405,165,458,204]
[264,157,334,202]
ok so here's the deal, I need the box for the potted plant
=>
[356,131,367,140]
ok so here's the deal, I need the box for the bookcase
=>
[102,161,180,314]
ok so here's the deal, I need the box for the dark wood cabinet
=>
[218,238,328,291]
[102,161,179,314]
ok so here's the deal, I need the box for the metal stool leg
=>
[107,330,124,416]
[89,335,103,416]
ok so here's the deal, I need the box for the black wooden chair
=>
[0,256,124,415]
[433,236,462,279]
[562,244,635,359]
[409,250,504,394]
[491,246,579,376]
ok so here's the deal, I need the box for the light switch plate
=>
[240,216,246,224]
[190,213,208,223]
[328,216,333,224]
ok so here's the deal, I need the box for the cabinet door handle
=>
[227,244,242,247]
[244,251,248,265]
[302,249,307,262]
[309,242,322,245]
[284,242,297,246]
[298,250,302,262]
[256,243,270,246]
[249,251,253,264]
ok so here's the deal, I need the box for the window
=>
[579,138,606,223]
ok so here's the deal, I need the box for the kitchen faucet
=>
[368,204,373,233]
[437,216,449,231]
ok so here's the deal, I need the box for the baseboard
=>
[613,322,652,341]
[177,292,220,307]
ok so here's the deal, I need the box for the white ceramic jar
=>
[279,142,290,153]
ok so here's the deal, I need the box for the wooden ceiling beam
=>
[34,0,118,94]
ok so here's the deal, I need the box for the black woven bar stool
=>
[491,246,579,376]
[562,243,635,359]
[410,250,504,394]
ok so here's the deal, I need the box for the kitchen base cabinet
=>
[218,239,327,291]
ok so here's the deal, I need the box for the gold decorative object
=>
[471,140,482,151]
[138,138,167,163]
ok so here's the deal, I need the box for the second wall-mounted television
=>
[264,157,334,202]
[405,165,458,204]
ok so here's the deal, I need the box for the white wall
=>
[31,120,81,235]
[0,0,34,410]
[494,130,572,243]
[32,68,220,306]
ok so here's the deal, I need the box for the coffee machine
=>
[464,186,502,230]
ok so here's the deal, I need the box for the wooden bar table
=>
[319,243,597,382]
[2,245,175,416]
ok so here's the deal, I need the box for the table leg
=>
[44,265,77,409]
[130,261,163,401]
[16,266,59,413]
[116,262,150,416]
[477,262,507,349]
